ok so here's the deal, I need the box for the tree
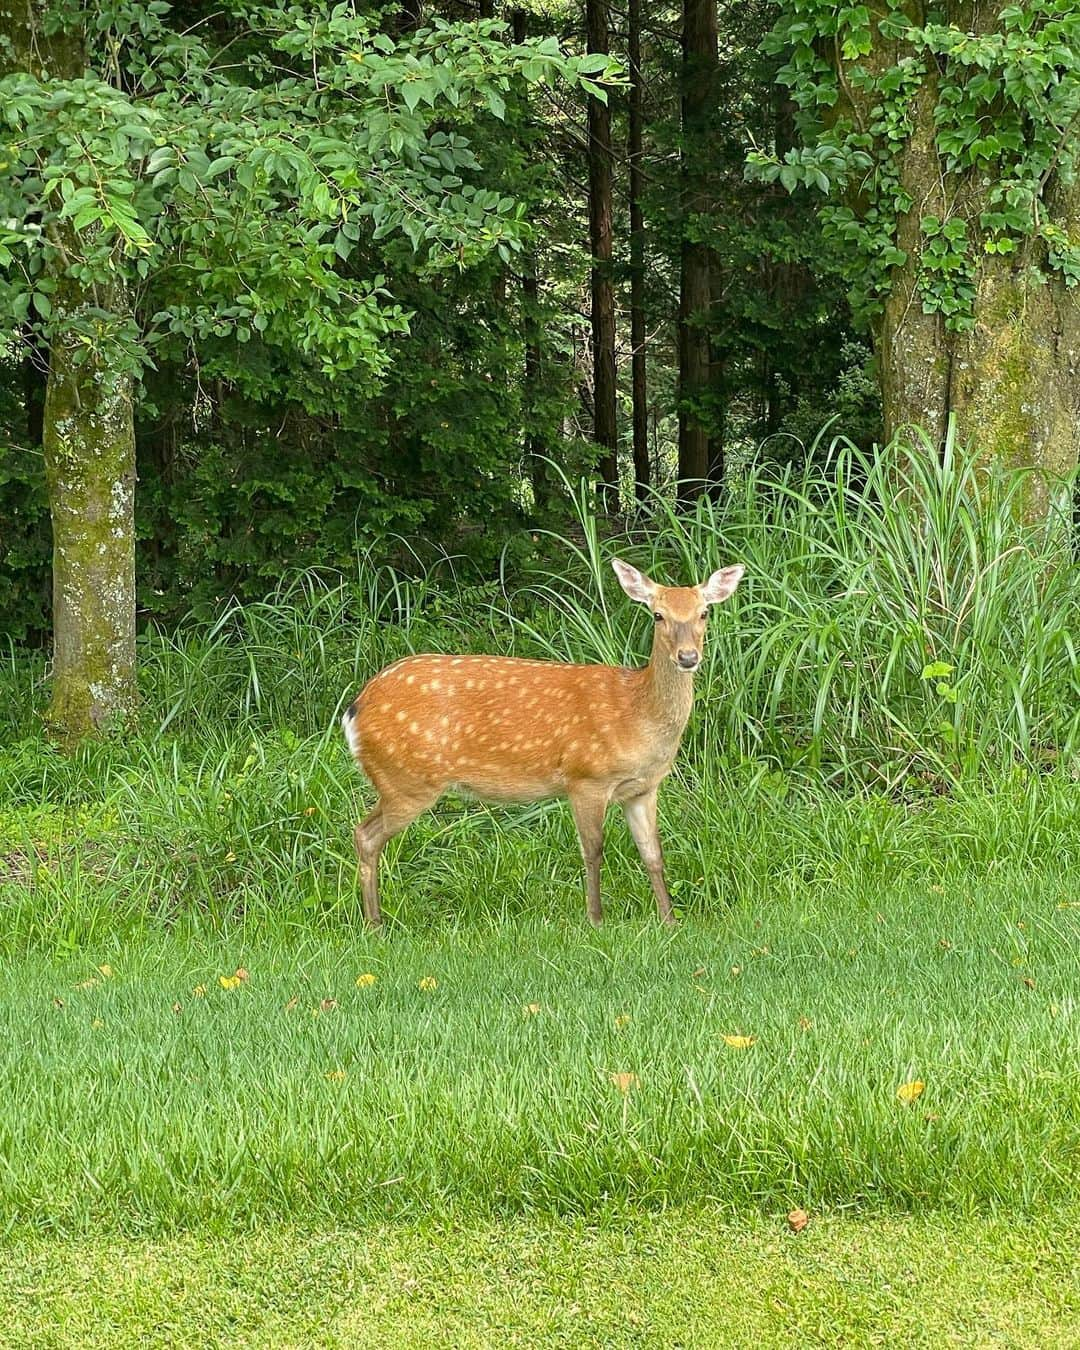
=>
[756,0,1080,517]
[586,0,619,507]
[627,0,650,501]
[677,0,719,503]
[0,1,615,740]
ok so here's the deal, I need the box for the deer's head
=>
[612,558,744,672]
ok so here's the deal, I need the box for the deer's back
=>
[345,653,653,801]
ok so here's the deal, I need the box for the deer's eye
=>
[700,610,708,620]
[653,611,664,622]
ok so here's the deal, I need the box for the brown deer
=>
[342,557,744,926]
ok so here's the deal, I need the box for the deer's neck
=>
[640,641,696,741]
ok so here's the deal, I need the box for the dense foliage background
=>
[0,0,878,642]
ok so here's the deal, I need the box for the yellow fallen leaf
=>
[325,1069,347,1082]
[73,978,99,991]
[609,1072,638,1094]
[614,1014,631,1029]
[355,973,377,988]
[284,996,299,1012]
[98,964,113,979]
[192,984,206,997]
[172,1002,182,1015]
[223,851,237,863]
[896,1079,925,1104]
[418,976,437,992]
[91,1018,104,1030]
[219,975,241,990]
[523,1002,542,1016]
[722,1035,756,1049]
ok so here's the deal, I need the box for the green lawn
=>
[2,870,1077,1234]
[3,1210,1078,1347]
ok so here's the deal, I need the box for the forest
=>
[1,0,1079,1342]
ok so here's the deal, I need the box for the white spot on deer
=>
[405,674,415,685]
[409,721,420,735]
[396,710,407,722]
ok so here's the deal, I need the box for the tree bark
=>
[4,0,138,741]
[43,275,137,742]
[833,11,1080,518]
[512,8,548,511]
[627,0,649,503]
[676,0,717,505]
[586,0,618,510]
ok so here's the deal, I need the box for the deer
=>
[341,557,744,927]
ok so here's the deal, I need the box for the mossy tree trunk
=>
[3,0,138,741]
[875,173,1080,523]
[42,272,137,743]
[824,3,1080,520]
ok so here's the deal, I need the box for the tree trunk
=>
[676,0,717,505]
[586,0,618,510]
[627,0,649,504]
[512,8,548,511]
[43,273,137,742]
[833,15,1080,519]
[4,1,138,741]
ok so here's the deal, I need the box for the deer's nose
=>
[677,649,700,670]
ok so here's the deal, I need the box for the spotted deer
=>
[342,557,744,926]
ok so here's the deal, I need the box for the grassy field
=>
[2,862,1078,1233]
[3,1210,1079,1347]
[4,448,1080,1338]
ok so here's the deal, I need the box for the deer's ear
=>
[612,558,656,606]
[700,564,744,605]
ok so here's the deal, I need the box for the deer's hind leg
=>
[353,785,437,928]
[569,786,609,927]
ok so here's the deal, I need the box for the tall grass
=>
[518,431,1080,789]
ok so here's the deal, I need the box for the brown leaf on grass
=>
[1022,977,1036,990]
[692,967,706,979]
[896,1079,925,1104]
[52,997,65,1009]
[284,996,299,1012]
[172,1002,183,1015]
[235,968,249,982]
[319,998,338,1012]
[798,1017,813,1031]
[787,1208,809,1233]
[609,1072,638,1094]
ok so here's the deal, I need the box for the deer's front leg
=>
[623,787,675,924]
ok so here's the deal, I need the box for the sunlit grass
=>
[3,1209,1078,1347]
